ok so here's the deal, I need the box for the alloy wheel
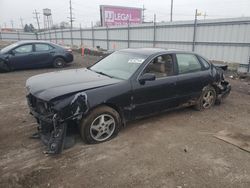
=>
[90,114,115,141]
[202,90,215,109]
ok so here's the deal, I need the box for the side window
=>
[143,54,174,78]
[35,44,52,51]
[176,54,202,74]
[14,44,33,54]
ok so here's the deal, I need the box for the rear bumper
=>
[64,53,74,63]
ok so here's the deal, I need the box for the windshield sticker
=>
[128,59,145,64]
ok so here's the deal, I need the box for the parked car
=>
[26,48,231,154]
[0,41,73,72]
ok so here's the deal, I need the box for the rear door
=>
[9,44,35,69]
[33,43,54,67]
[131,53,179,118]
[175,53,210,104]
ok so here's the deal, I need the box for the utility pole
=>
[153,14,156,47]
[142,5,146,23]
[20,17,24,29]
[33,10,41,31]
[10,20,14,29]
[170,0,173,22]
[68,0,75,28]
[192,9,198,52]
[68,0,75,47]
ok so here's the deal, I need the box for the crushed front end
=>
[213,65,231,103]
[26,92,88,154]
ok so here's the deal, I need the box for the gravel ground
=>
[0,52,250,188]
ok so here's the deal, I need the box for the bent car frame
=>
[26,48,231,154]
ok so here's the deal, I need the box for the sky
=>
[0,0,250,29]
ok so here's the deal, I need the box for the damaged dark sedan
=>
[0,41,73,72]
[26,48,231,154]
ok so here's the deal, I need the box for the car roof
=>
[15,40,52,45]
[118,48,196,56]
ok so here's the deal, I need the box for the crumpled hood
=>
[26,68,122,101]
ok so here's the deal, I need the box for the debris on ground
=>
[214,130,250,153]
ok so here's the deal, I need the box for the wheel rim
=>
[202,90,214,109]
[90,114,115,142]
[55,59,63,67]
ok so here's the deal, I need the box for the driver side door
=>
[131,53,179,118]
[9,44,35,69]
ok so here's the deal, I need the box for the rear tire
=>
[195,85,216,111]
[80,106,121,144]
[53,57,65,68]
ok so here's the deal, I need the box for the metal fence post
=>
[0,27,2,40]
[91,22,95,48]
[17,31,20,40]
[127,20,130,48]
[35,32,38,40]
[70,28,73,47]
[106,25,109,50]
[80,24,83,47]
[49,29,52,42]
[192,9,198,52]
[61,28,64,44]
[153,14,156,47]
[55,29,58,43]
[248,56,250,73]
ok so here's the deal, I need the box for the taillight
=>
[65,48,72,53]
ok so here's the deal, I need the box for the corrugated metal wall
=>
[0,32,37,41]
[1,17,250,71]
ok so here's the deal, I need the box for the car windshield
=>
[90,51,146,80]
[0,43,19,54]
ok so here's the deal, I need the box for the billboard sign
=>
[100,5,142,26]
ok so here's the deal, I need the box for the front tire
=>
[53,57,65,68]
[0,61,11,72]
[80,106,121,144]
[195,85,216,111]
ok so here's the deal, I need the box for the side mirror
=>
[8,50,15,55]
[139,73,156,84]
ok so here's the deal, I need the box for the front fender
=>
[52,92,89,122]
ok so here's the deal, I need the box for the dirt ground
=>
[0,52,250,188]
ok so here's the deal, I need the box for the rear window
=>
[35,44,53,51]
[176,54,202,74]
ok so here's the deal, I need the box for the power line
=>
[33,9,41,31]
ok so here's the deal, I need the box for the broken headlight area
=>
[27,92,89,154]
[215,80,231,104]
